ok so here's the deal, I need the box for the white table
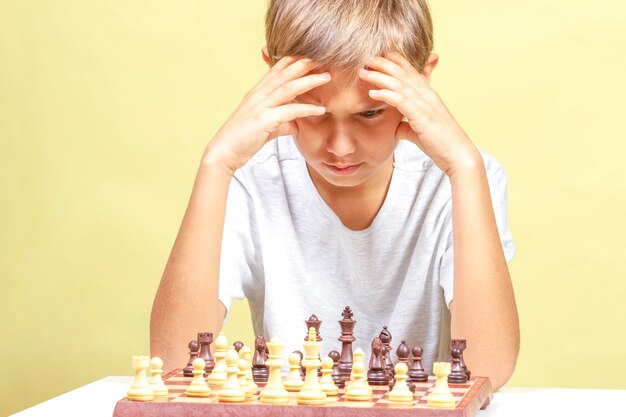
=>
[10,376,626,416]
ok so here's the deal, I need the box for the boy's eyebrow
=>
[293,98,389,112]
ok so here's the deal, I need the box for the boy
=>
[151,0,519,390]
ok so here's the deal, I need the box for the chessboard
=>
[112,368,493,417]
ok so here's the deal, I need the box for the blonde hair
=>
[265,0,434,85]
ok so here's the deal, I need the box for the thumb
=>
[395,121,418,143]
[270,120,299,142]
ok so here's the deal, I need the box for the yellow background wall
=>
[2,1,625,414]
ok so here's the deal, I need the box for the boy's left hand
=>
[360,51,481,177]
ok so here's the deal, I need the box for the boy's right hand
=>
[202,57,331,175]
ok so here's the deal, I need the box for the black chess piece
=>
[451,339,471,380]
[379,326,393,376]
[183,340,200,377]
[408,345,429,382]
[304,314,323,341]
[233,341,244,353]
[328,350,345,388]
[367,337,390,385]
[392,340,414,392]
[198,332,215,375]
[252,335,269,383]
[448,347,468,383]
[338,306,356,378]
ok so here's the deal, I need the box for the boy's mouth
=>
[324,163,363,175]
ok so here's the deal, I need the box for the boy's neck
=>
[306,155,394,230]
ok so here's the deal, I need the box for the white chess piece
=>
[149,357,169,396]
[284,352,305,392]
[218,348,246,402]
[319,356,339,396]
[388,362,413,403]
[260,337,290,404]
[127,356,155,401]
[297,328,327,405]
[427,362,455,409]
[185,358,211,397]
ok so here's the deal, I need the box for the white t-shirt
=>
[218,135,515,372]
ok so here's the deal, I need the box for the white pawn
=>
[149,357,169,397]
[388,362,413,403]
[284,352,305,392]
[240,346,258,395]
[207,332,228,387]
[237,358,253,399]
[427,362,456,409]
[319,357,339,396]
[127,355,155,401]
[185,358,211,397]
[344,361,371,401]
[218,348,246,402]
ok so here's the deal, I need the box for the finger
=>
[359,68,406,95]
[368,88,426,120]
[366,54,430,91]
[395,120,420,144]
[246,56,298,97]
[263,72,331,108]
[255,58,323,97]
[265,103,326,125]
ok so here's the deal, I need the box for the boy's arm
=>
[448,156,520,391]
[150,164,231,372]
[150,56,331,372]
[359,51,519,390]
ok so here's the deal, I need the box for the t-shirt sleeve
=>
[217,173,262,319]
[439,159,516,308]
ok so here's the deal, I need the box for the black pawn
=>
[198,332,215,375]
[233,341,244,353]
[183,340,200,377]
[408,346,429,382]
[448,347,468,384]
[328,350,345,388]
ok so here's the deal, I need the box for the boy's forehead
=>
[300,68,384,108]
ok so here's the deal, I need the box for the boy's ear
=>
[261,46,272,68]
[421,53,439,84]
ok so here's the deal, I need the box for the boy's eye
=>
[360,109,385,119]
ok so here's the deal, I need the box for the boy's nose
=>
[326,130,356,157]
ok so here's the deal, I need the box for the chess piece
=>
[240,345,258,395]
[408,345,429,382]
[284,351,305,392]
[451,339,471,379]
[427,362,455,409]
[260,338,289,404]
[297,327,327,405]
[237,358,253,399]
[233,340,244,353]
[379,326,393,376]
[252,335,269,383]
[338,306,356,378]
[293,350,306,378]
[344,361,372,401]
[149,357,169,396]
[393,340,415,392]
[388,362,413,403]
[218,348,246,402]
[304,314,323,341]
[206,332,228,386]
[198,332,215,375]
[328,350,345,388]
[185,358,211,397]
[448,347,468,383]
[367,337,389,385]
[183,340,200,377]
[127,356,155,401]
[319,356,339,396]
